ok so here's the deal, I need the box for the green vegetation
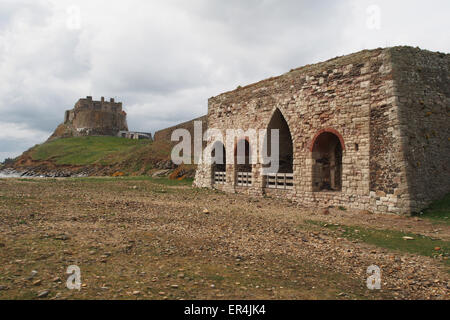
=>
[24,136,174,174]
[306,220,449,265]
[416,193,450,225]
[68,176,194,186]
[32,136,152,165]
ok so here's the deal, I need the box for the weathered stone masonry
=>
[194,47,450,215]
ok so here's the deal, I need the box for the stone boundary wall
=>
[154,116,208,153]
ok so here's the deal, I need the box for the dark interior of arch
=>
[312,132,342,191]
[235,139,252,173]
[265,108,294,173]
[211,142,226,172]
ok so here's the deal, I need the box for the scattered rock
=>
[32,280,42,286]
[203,209,210,215]
[152,170,170,177]
[132,291,141,295]
[434,247,441,251]
[37,290,49,298]
[0,285,8,291]
[402,236,415,241]
[26,270,38,281]
[54,234,69,241]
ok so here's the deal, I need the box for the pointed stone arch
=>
[264,108,294,173]
[211,141,226,173]
[211,141,227,185]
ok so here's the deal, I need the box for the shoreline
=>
[0,168,88,179]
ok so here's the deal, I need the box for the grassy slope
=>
[26,136,173,174]
[32,136,151,166]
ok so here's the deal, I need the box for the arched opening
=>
[234,139,252,173]
[311,131,343,192]
[263,109,294,190]
[235,139,252,187]
[265,109,293,173]
[211,141,226,185]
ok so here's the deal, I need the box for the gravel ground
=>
[0,177,448,300]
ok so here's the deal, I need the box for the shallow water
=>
[0,172,21,178]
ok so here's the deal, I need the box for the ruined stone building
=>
[50,96,128,139]
[194,47,450,215]
[117,131,152,140]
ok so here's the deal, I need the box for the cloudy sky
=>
[0,0,449,161]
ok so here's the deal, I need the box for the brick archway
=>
[309,128,346,152]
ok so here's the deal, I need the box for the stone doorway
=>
[312,131,343,192]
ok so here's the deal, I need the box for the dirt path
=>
[0,177,448,300]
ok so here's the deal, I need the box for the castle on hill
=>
[50,96,151,141]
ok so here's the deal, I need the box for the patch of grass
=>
[416,194,450,225]
[18,178,58,183]
[306,220,449,264]
[151,177,194,186]
[69,176,151,183]
[68,176,193,186]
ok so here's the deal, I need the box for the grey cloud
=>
[0,0,449,162]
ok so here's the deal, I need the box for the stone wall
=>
[154,116,208,156]
[154,116,208,142]
[194,47,449,215]
[391,47,450,212]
